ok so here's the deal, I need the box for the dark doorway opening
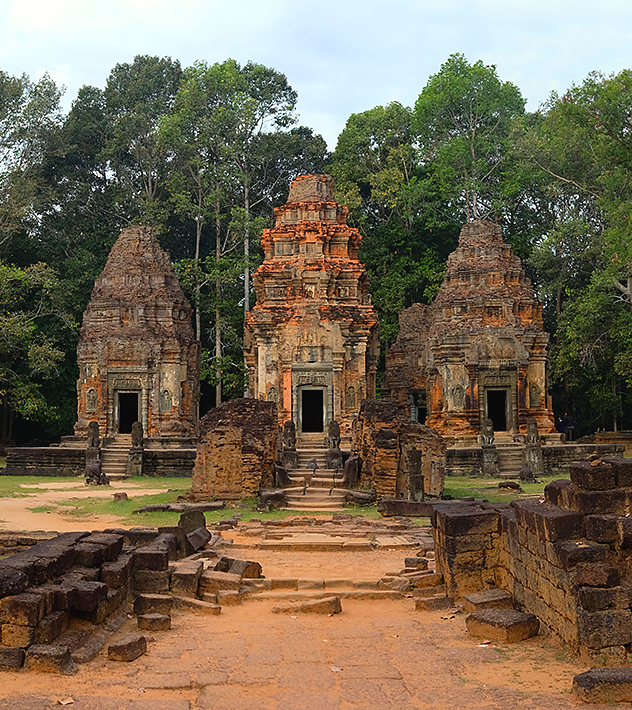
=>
[118,392,139,434]
[301,390,324,432]
[487,390,507,431]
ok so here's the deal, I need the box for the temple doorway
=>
[118,392,139,434]
[486,390,508,431]
[301,389,324,433]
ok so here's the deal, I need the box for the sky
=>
[0,0,631,149]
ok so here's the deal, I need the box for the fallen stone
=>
[186,527,212,552]
[216,590,243,606]
[138,613,171,631]
[113,491,128,501]
[411,572,444,589]
[415,595,455,611]
[462,588,514,613]
[272,596,342,615]
[108,634,147,662]
[198,570,241,593]
[171,596,221,615]
[404,558,429,569]
[134,594,174,616]
[0,568,28,598]
[466,609,539,642]
[34,610,68,644]
[573,668,632,702]
[0,647,24,669]
[24,644,77,674]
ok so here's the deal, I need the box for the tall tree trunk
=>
[215,191,222,405]
[244,177,250,313]
[194,185,203,342]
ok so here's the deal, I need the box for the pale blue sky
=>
[1,0,631,149]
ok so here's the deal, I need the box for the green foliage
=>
[413,53,525,222]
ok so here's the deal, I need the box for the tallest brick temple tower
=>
[244,174,379,440]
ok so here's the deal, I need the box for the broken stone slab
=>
[134,594,174,616]
[108,633,147,662]
[70,609,128,664]
[404,558,429,569]
[178,510,207,535]
[171,595,221,615]
[573,668,632,703]
[34,610,69,644]
[415,595,455,612]
[216,590,243,606]
[186,527,212,553]
[198,570,242,593]
[582,645,629,668]
[462,588,514,613]
[24,644,77,674]
[272,596,342,615]
[137,613,171,631]
[466,609,539,643]
[378,577,411,593]
[215,557,262,579]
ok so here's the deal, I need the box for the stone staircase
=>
[284,443,347,511]
[496,444,527,478]
[101,434,132,481]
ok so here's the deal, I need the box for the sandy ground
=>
[0,481,172,532]
[0,596,610,710]
[0,489,621,708]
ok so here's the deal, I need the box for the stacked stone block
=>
[433,457,632,659]
[0,513,248,671]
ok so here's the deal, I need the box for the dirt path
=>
[0,599,607,710]
[0,540,619,709]
[0,481,172,532]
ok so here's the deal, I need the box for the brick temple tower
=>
[383,220,555,442]
[74,226,200,439]
[244,174,379,439]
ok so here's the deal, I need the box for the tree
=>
[0,71,63,256]
[103,55,183,226]
[413,53,525,222]
[0,261,73,440]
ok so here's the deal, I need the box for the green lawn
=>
[0,472,564,528]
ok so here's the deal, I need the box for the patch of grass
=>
[0,475,81,498]
[442,475,562,503]
[28,505,56,513]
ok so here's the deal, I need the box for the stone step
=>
[285,500,347,510]
[250,589,403,601]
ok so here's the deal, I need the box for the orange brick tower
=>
[244,174,379,440]
[383,220,555,442]
[75,226,200,439]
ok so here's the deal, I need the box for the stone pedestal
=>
[481,445,499,477]
[127,448,143,477]
[281,450,298,471]
[525,443,545,478]
[326,448,343,470]
[407,447,425,502]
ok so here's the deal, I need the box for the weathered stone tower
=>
[244,174,379,439]
[383,220,555,442]
[74,225,200,439]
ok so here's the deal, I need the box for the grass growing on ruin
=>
[442,474,561,502]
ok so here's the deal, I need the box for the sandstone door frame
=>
[114,390,141,434]
[297,385,327,433]
[484,388,511,432]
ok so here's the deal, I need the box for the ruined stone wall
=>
[354,399,446,498]
[4,448,86,477]
[190,399,277,501]
[434,457,632,661]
